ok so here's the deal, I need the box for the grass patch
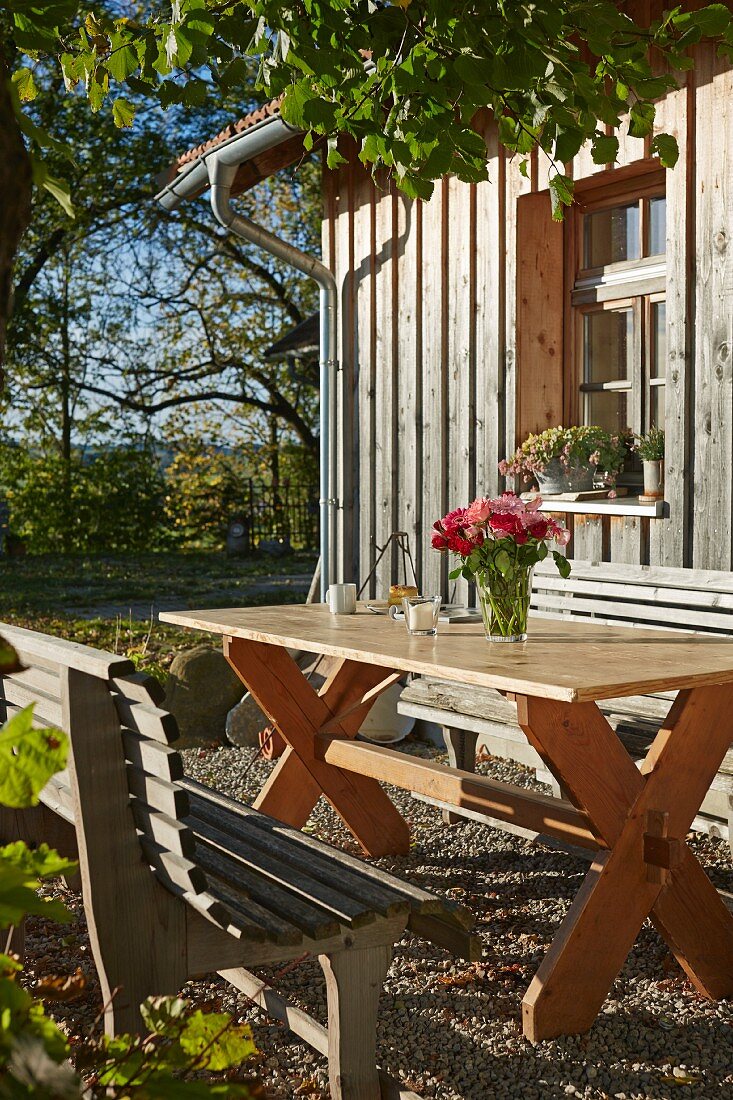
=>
[0,550,317,615]
[0,550,318,685]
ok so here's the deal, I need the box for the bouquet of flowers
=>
[432,492,571,641]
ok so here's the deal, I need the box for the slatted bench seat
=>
[0,621,477,1100]
[399,560,733,849]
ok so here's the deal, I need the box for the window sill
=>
[537,496,668,518]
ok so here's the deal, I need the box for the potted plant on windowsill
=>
[499,425,628,495]
[635,427,665,501]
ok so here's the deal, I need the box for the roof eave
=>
[154,113,304,211]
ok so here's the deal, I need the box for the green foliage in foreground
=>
[0,656,259,1097]
[7,1,733,216]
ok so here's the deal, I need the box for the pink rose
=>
[466,497,491,524]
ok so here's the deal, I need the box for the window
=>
[569,179,667,481]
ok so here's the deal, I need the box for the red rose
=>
[527,519,550,540]
[450,535,475,557]
[489,512,521,537]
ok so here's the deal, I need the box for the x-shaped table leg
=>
[517,684,733,1041]
[224,637,411,856]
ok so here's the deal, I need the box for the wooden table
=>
[160,604,733,1042]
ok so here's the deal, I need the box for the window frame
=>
[564,165,667,437]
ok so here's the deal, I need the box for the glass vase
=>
[475,565,535,643]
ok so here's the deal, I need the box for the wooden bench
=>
[0,621,477,1100]
[399,559,733,849]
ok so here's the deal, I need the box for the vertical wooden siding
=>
[323,43,732,589]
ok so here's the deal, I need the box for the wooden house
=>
[319,34,732,601]
[159,7,732,601]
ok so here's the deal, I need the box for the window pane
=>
[583,308,634,384]
[651,384,665,428]
[649,197,666,255]
[584,203,640,267]
[587,391,629,434]
[652,301,666,378]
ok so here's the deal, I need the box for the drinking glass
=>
[402,595,441,636]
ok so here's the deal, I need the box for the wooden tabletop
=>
[159,604,733,703]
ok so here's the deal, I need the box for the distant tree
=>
[74,167,321,458]
[4,77,320,522]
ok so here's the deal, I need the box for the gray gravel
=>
[26,740,733,1099]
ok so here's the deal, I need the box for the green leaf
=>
[494,549,511,577]
[448,566,463,580]
[651,132,679,169]
[688,4,731,37]
[629,101,655,139]
[182,80,208,107]
[548,172,574,220]
[554,127,585,164]
[591,133,619,166]
[37,168,74,218]
[0,857,73,926]
[112,97,136,128]
[219,56,250,92]
[179,1010,256,1071]
[0,841,77,880]
[107,32,139,82]
[553,551,572,580]
[0,707,69,808]
[140,995,189,1035]
[0,636,22,675]
[12,66,38,102]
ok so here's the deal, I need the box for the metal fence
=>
[230,480,319,554]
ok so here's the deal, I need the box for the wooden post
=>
[441,727,478,824]
[62,667,188,1034]
[320,942,395,1100]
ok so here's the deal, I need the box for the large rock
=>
[225,693,268,748]
[165,645,246,747]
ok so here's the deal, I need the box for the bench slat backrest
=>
[0,622,306,944]
[532,560,733,636]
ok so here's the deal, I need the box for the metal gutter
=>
[154,114,339,599]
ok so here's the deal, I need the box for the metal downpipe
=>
[207,155,338,600]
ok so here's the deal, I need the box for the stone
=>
[225,692,268,748]
[164,645,246,746]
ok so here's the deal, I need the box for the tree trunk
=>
[0,46,33,386]
[60,261,73,553]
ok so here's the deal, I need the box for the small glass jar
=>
[402,595,441,636]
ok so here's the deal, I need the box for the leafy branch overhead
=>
[6,1,733,217]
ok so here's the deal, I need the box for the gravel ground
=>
[25,741,733,1099]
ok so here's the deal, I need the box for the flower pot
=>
[534,458,566,494]
[642,458,664,499]
[475,565,535,643]
[535,459,596,495]
[565,463,596,492]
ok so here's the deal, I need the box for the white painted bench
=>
[399,560,733,849]
[0,621,477,1100]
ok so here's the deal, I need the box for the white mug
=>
[326,583,357,615]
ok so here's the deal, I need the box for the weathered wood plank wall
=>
[322,40,732,594]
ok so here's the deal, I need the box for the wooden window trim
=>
[514,160,666,442]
